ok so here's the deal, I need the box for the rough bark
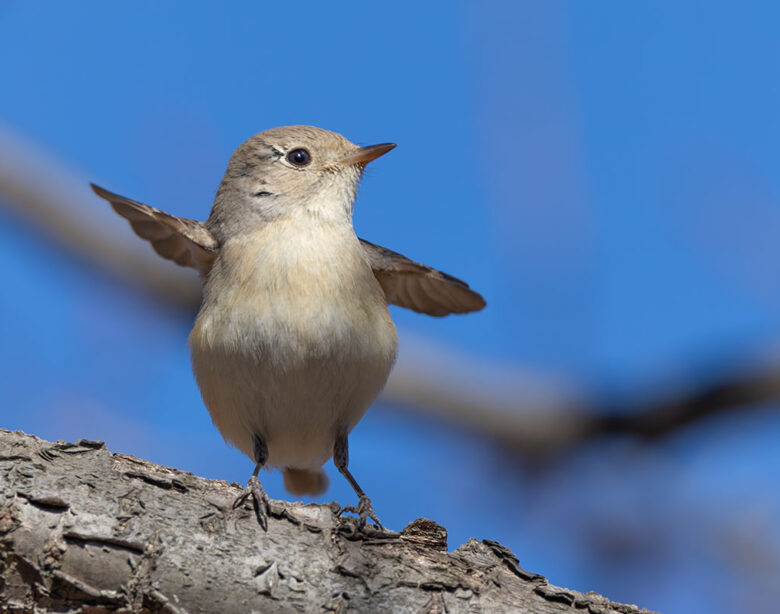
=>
[0,429,654,614]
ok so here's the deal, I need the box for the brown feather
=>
[359,239,486,316]
[91,184,218,276]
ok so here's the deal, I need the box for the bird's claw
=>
[338,494,383,530]
[233,475,270,530]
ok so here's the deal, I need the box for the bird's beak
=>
[336,143,396,167]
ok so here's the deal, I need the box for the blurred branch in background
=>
[0,125,200,309]
[3,123,779,462]
[388,350,780,459]
[594,363,780,440]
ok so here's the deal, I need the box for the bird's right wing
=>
[91,183,218,276]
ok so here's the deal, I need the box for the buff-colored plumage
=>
[92,125,485,528]
[189,210,397,472]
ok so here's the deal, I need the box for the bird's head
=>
[209,125,394,239]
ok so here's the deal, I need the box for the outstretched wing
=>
[91,184,218,275]
[360,239,486,317]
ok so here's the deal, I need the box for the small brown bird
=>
[92,125,485,529]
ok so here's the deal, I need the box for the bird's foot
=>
[232,475,270,530]
[338,494,383,530]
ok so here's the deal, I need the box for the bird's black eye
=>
[286,148,311,167]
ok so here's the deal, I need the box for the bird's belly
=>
[189,281,397,469]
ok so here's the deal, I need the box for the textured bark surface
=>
[0,429,655,613]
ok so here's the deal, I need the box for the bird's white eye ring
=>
[286,148,312,167]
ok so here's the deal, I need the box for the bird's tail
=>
[283,468,329,496]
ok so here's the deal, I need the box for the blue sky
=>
[2,2,780,612]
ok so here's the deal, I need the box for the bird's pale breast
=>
[189,214,398,470]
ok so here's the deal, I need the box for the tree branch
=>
[0,429,654,613]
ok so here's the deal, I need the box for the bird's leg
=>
[333,432,383,530]
[232,433,270,530]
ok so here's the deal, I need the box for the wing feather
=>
[360,239,486,317]
[91,184,217,275]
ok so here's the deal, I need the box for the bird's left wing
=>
[360,239,486,316]
[91,183,218,275]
